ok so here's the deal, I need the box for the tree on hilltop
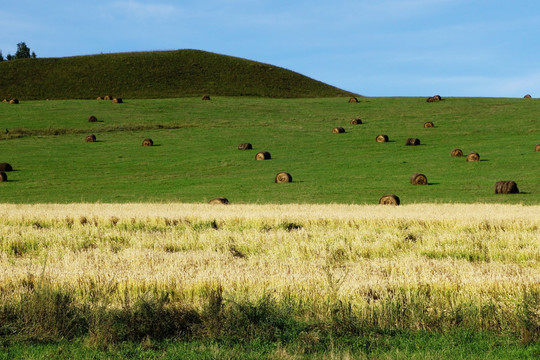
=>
[15,42,36,59]
[1,42,37,60]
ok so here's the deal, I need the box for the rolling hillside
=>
[0,49,355,100]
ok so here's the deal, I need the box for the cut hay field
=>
[0,203,539,356]
[0,96,539,204]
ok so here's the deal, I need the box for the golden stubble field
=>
[1,203,539,333]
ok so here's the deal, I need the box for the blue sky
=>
[2,0,540,97]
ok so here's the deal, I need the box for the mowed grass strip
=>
[0,96,538,203]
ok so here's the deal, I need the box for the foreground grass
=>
[2,331,539,359]
[0,96,539,204]
[1,203,539,357]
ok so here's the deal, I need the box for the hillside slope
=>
[0,49,355,100]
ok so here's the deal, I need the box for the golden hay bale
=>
[535,143,540,152]
[0,163,13,171]
[379,194,400,205]
[348,97,359,103]
[466,152,480,162]
[524,94,532,98]
[451,148,463,157]
[112,97,123,103]
[494,181,519,194]
[424,121,434,128]
[88,115,98,122]
[9,98,19,104]
[495,181,519,194]
[85,134,96,143]
[255,151,271,160]
[209,197,229,204]
[275,172,292,183]
[332,127,345,134]
[96,96,103,100]
[0,172,7,182]
[405,138,420,146]
[103,95,112,100]
[376,134,389,143]
[2,99,8,103]
[350,118,363,125]
[433,95,442,101]
[142,138,154,147]
[426,97,435,102]
[410,173,428,185]
[238,143,253,150]
[202,95,211,100]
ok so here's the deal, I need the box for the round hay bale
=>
[96,96,103,100]
[379,194,400,205]
[495,181,519,194]
[426,97,435,102]
[466,152,480,162]
[451,148,463,157]
[103,95,112,101]
[0,163,13,171]
[0,172,7,182]
[350,118,363,125]
[524,94,532,98]
[535,143,540,152]
[332,127,345,134]
[255,151,271,160]
[433,95,442,101]
[405,138,420,146]
[238,143,253,150]
[112,97,123,103]
[209,197,229,204]
[275,172,292,183]
[424,121,434,128]
[376,134,389,143]
[85,134,96,143]
[348,97,359,103]
[88,115,98,123]
[2,99,8,103]
[201,95,211,100]
[142,138,154,147]
[410,173,427,185]
[9,98,19,104]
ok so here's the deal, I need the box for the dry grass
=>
[1,203,539,334]
[0,205,537,287]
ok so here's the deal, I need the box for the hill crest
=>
[0,49,356,100]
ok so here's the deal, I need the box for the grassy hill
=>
[0,96,538,204]
[0,49,355,100]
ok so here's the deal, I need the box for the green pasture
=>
[0,96,538,204]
